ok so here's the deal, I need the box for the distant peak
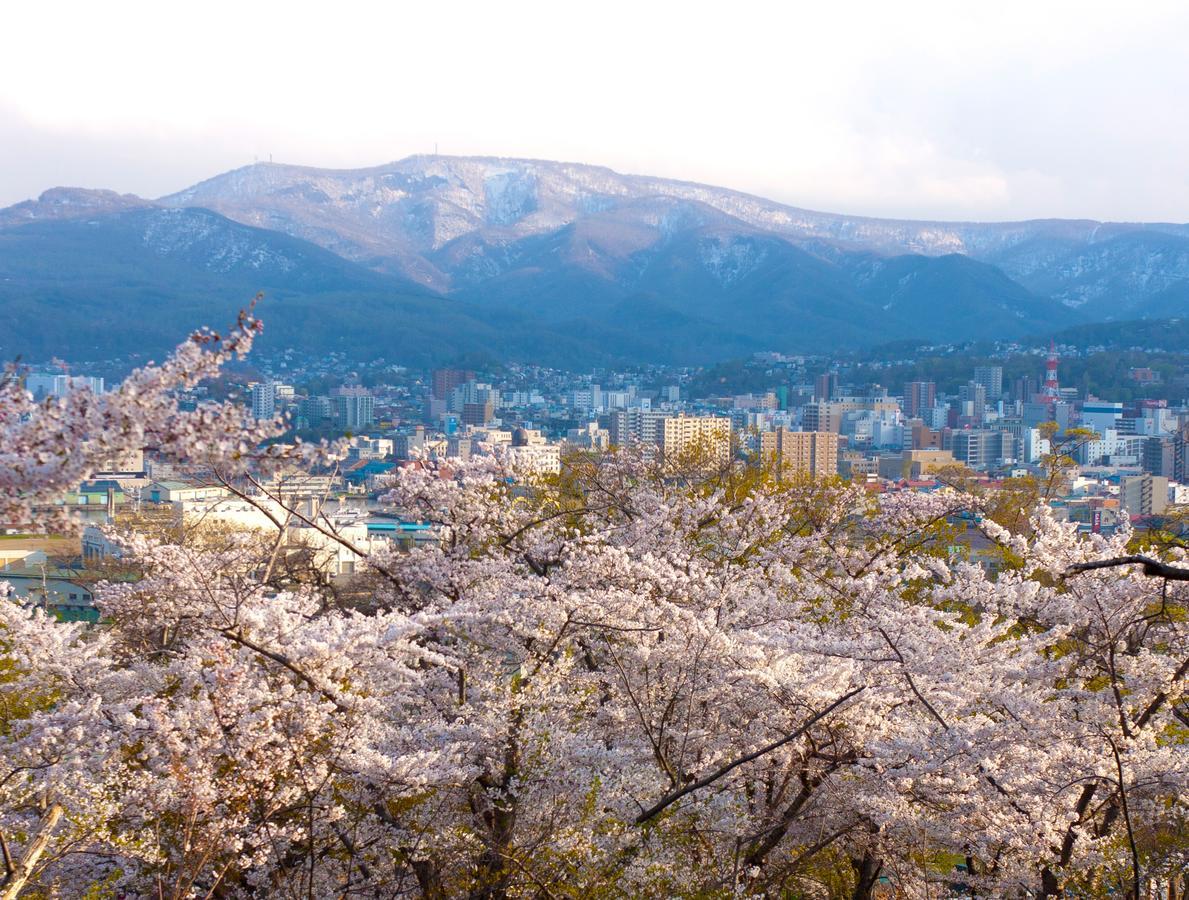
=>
[0,187,153,227]
[37,187,146,206]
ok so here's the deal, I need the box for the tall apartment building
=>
[297,395,333,427]
[607,408,668,446]
[973,366,1004,398]
[1142,436,1175,477]
[660,416,732,464]
[334,387,375,431]
[904,381,936,419]
[1013,375,1036,405]
[250,382,277,420]
[1120,474,1169,517]
[431,368,475,401]
[813,372,838,401]
[760,429,839,478]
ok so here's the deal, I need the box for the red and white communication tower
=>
[1042,339,1060,399]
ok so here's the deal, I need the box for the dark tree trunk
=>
[1040,867,1062,898]
[850,850,883,900]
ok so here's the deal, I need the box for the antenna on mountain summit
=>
[434,142,439,156]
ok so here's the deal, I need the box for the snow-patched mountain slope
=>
[0,187,154,227]
[158,156,1189,316]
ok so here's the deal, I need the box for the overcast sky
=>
[3,0,1188,222]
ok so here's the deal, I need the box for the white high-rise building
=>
[251,382,277,420]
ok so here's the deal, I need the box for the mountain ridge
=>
[153,155,1189,320]
[2,155,1187,366]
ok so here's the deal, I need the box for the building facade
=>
[760,429,839,478]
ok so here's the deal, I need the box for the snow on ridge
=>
[699,236,767,285]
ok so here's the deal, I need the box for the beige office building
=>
[661,416,732,464]
[1120,474,1168,516]
[761,429,839,478]
[877,449,956,481]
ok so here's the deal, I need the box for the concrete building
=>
[567,385,603,412]
[1120,474,1169,517]
[608,408,668,446]
[250,382,277,420]
[951,430,1014,470]
[958,382,989,420]
[147,481,229,503]
[1142,437,1175,477]
[460,398,495,427]
[803,397,901,434]
[1081,402,1124,437]
[1176,424,1189,483]
[25,372,104,399]
[839,453,880,480]
[297,396,333,427]
[448,381,496,412]
[904,381,936,419]
[660,416,732,464]
[334,388,375,430]
[509,444,562,475]
[347,437,394,461]
[973,366,1004,398]
[878,449,956,481]
[909,421,942,450]
[760,429,839,478]
[813,372,838,401]
[431,368,475,401]
[565,422,610,451]
[445,437,472,460]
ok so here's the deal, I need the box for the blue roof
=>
[80,480,123,491]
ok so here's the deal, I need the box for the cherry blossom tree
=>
[0,316,1184,898]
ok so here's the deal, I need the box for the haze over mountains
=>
[2,156,1187,366]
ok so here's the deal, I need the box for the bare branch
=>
[634,686,864,825]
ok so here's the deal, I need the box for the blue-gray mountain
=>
[2,157,1186,365]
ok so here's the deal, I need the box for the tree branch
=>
[634,686,864,825]
[218,627,350,714]
[1066,555,1189,581]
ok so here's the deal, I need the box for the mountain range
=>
[2,156,1187,366]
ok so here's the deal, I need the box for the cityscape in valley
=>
[10,320,1188,612]
[3,4,1189,898]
